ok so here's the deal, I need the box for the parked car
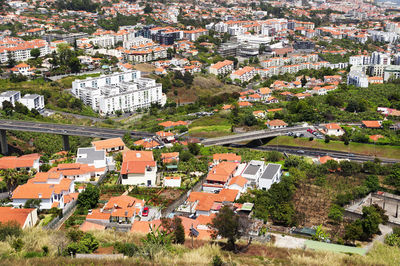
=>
[142,207,149,217]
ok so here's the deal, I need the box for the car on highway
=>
[142,207,149,217]
[307,129,316,134]
[297,150,305,154]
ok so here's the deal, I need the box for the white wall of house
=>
[121,167,157,186]
[22,208,38,228]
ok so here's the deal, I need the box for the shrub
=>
[12,238,24,252]
[114,242,138,257]
[212,255,223,266]
[328,204,344,223]
[0,221,22,241]
[24,251,43,258]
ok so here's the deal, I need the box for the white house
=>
[11,172,75,210]
[240,160,266,186]
[19,94,45,111]
[164,176,181,187]
[0,207,38,228]
[258,163,282,190]
[120,151,157,186]
[209,60,234,76]
[0,91,20,107]
[323,123,345,136]
[265,119,288,129]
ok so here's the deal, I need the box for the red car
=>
[142,207,149,217]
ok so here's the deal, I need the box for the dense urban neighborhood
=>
[1,0,400,265]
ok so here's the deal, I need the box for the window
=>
[106,77,111,85]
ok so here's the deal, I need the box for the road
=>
[0,119,154,139]
[229,144,400,164]
[201,126,310,146]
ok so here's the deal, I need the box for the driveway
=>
[141,206,161,222]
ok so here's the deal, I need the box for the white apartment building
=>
[230,66,256,83]
[0,39,50,63]
[347,67,369,88]
[383,65,400,81]
[123,36,153,49]
[258,163,282,191]
[209,60,234,75]
[0,91,20,107]
[71,70,166,115]
[77,36,115,48]
[19,94,45,111]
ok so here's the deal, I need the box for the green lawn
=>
[265,136,400,159]
[305,240,367,256]
[189,114,233,138]
[39,214,54,226]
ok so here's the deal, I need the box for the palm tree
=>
[1,169,20,194]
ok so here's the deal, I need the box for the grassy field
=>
[188,114,233,138]
[167,74,242,103]
[266,136,400,159]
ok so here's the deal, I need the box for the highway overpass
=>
[201,126,309,146]
[0,119,154,154]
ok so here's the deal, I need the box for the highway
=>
[229,144,400,164]
[201,126,309,146]
[0,119,154,139]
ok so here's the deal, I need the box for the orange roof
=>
[156,131,174,137]
[362,121,381,128]
[0,207,35,227]
[319,156,334,164]
[206,162,238,183]
[80,221,106,232]
[0,154,40,169]
[158,120,188,127]
[123,150,154,162]
[86,209,111,221]
[12,183,54,199]
[370,135,384,142]
[228,176,248,188]
[222,104,232,110]
[92,137,125,151]
[259,87,271,95]
[266,120,287,127]
[134,139,160,149]
[325,123,342,130]
[238,101,252,107]
[213,153,241,162]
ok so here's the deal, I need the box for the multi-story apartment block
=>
[0,39,50,63]
[230,66,256,83]
[71,70,166,115]
[209,60,234,75]
[19,94,45,111]
[347,67,369,88]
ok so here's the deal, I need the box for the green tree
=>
[209,205,241,251]
[328,204,344,223]
[2,100,14,116]
[24,199,41,209]
[1,169,20,192]
[30,48,41,59]
[77,185,99,209]
[312,224,330,242]
[301,75,307,87]
[188,143,200,155]
[364,175,380,192]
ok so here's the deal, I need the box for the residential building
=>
[49,163,106,183]
[203,161,239,193]
[258,163,282,190]
[383,65,400,81]
[347,67,369,88]
[71,70,166,115]
[120,150,157,186]
[240,160,266,186]
[19,94,45,111]
[362,120,382,129]
[0,154,41,171]
[76,147,114,171]
[323,123,345,136]
[209,60,234,76]
[230,66,256,83]
[91,137,125,153]
[11,172,75,210]
[265,119,288,129]
[161,152,179,164]
[164,176,181,187]
[0,207,38,228]
[212,153,241,164]
[10,63,35,76]
[0,91,20,107]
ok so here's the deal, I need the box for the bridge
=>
[0,119,154,154]
[201,126,309,146]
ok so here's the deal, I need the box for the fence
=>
[43,199,77,230]
[161,174,205,217]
